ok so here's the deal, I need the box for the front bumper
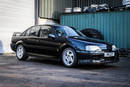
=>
[76,50,119,64]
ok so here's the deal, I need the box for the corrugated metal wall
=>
[39,0,72,19]
[61,10,130,48]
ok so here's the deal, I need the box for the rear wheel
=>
[16,44,28,61]
[62,48,78,67]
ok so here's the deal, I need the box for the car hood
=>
[68,36,112,50]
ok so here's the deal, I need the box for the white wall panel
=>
[0,0,34,53]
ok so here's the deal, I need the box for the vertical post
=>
[35,0,39,25]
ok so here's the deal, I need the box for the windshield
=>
[56,26,86,37]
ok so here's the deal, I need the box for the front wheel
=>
[62,48,78,67]
[16,44,28,61]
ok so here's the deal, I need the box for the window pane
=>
[40,26,54,38]
[26,29,30,36]
[56,27,66,37]
[40,29,49,38]
[30,26,40,36]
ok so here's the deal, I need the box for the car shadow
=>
[76,64,119,70]
[26,56,119,70]
[27,57,61,65]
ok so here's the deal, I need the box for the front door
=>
[38,26,59,56]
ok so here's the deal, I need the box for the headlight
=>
[112,45,117,51]
[86,45,101,52]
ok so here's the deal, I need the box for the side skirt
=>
[27,52,57,60]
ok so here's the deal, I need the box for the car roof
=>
[37,24,63,27]
[30,24,73,30]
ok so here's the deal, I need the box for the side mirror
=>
[48,34,55,38]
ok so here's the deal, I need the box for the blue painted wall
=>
[60,10,130,48]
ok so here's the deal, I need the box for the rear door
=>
[27,26,40,53]
[21,26,40,53]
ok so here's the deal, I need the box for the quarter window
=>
[25,29,30,36]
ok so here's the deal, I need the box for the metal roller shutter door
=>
[0,0,34,53]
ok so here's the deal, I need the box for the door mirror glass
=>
[48,34,55,38]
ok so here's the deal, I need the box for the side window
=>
[29,26,40,36]
[39,26,54,39]
[56,27,66,37]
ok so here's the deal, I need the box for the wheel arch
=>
[15,40,24,48]
[60,44,77,53]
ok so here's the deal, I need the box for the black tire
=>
[62,48,78,67]
[16,44,28,61]
[81,28,104,40]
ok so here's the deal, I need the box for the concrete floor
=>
[0,54,130,87]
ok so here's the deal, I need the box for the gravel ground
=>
[0,54,130,87]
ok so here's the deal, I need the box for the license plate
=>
[104,52,115,57]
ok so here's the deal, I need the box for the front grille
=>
[102,45,112,52]
[107,45,112,51]
[102,49,112,52]
[99,44,112,52]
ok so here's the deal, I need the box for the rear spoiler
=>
[13,32,21,36]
